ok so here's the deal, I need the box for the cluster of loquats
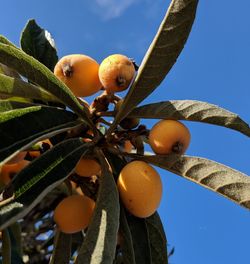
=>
[50,52,191,232]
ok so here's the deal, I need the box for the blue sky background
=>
[1,0,250,263]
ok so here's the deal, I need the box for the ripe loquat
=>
[54,54,102,97]
[0,160,30,185]
[98,54,135,93]
[75,158,101,177]
[7,151,27,164]
[53,194,95,234]
[117,160,162,218]
[149,120,191,155]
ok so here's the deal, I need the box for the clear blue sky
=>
[1,0,250,263]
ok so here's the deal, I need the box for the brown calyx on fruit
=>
[172,141,184,154]
[62,63,74,77]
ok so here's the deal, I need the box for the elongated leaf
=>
[0,106,83,163]
[0,138,90,230]
[128,100,250,137]
[0,100,36,112]
[0,42,92,127]
[0,73,59,102]
[2,229,11,264]
[0,35,17,48]
[49,231,72,264]
[145,212,168,264]
[20,19,58,71]
[0,63,20,79]
[125,213,152,264]
[8,223,24,264]
[109,0,199,134]
[76,150,120,264]
[129,153,250,210]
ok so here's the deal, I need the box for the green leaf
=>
[2,229,11,264]
[0,35,18,48]
[119,206,136,264]
[0,63,20,79]
[0,100,36,112]
[145,212,168,264]
[20,19,58,71]
[0,106,83,163]
[0,138,90,230]
[0,42,92,127]
[49,231,72,264]
[76,149,120,264]
[125,213,152,264]
[108,0,199,134]
[129,153,250,210]
[8,223,24,264]
[128,100,250,137]
[0,73,59,102]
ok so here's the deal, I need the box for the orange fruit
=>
[75,158,101,177]
[54,54,102,97]
[117,160,162,218]
[7,151,27,164]
[149,120,191,155]
[0,160,30,185]
[53,194,95,234]
[123,140,133,153]
[99,54,135,93]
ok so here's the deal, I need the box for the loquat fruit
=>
[75,158,101,177]
[54,54,102,97]
[7,151,27,164]
[117,160,162,218]
[53,194,95,234]
[0,160,30,185]
[99,54,135,93]
[149,120,190,155]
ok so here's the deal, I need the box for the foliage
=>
[0,0,249,263]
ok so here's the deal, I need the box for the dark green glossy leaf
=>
[49,231,72,264]
[0,106,83,164]
[20,19,58,71]
[0,138,91,230]
[8,223,24,264]
[108,0,199,134]
[0,73,59,102]
[127,153,250,210]
[125,212,152,264]
[2,229,11,264]
[145,212,168,264]
[119,206,136,264]
[0,42,92,127]
[76,149,120,264]
[128,100,250,137]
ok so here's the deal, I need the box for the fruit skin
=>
[75,158,101,177]
[117,161,162,218]
[7,151,27,164]
[54,54,102,97]
[0,160,30,185]
[53,195,95,234]
[99,54,135,93]
[149,120,191,155]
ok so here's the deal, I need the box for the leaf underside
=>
[125,153,250,210]
[76,150,120,264]
[109,0,199,133]
[128,100,250,137]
